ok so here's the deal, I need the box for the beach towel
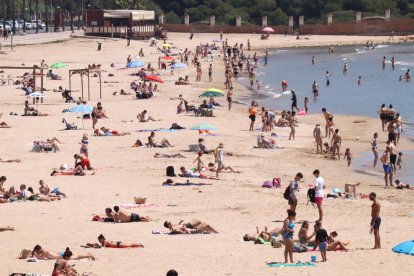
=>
[118,203,160,209]
[162,183,212,187]
[267,262,316,267]
[136,128,177,133]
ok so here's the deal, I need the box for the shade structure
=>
[199,91,224,98]
[126,60,145,68]
[50,62,68,68]
[144,75,164,83]
[190,123,218,131]
[28,92,44,98]
[262,27,275,32]
[67,105,93,129]
[392,240,414,256]
[205,88,224,93]
[161,56,175,61]
[171,63,187,69]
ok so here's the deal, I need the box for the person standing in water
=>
[312,56,315,65]
[290,91,300,112]
[312,80,319,97]
[382,56,386,70]
[343,62,348,75]
[326,71,332,86]
[304,97,309,114]
[391,57,395,70]
[358,76,362,86]
[371,133,379,167]
[264,51,268,66]
[369,192,381,249]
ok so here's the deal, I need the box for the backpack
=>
[166,166,176,177]
[307,188,316,203]
[283,186,290,200]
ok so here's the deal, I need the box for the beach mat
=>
[162,183,212,187]
[267,262,316,267]
[118,203,159,209]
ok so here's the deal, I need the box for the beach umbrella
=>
[67,105,93,129]
[144,75,164,83]
[190,123,218,131]
[171,63,187,69]
[199,91,224,98]
[161,56,175,61]
[28,91,44,111]
[162,43,172,48]
[392,240,414,256]
[205,88,224,93]
[50,62,68,69]
[262,27,275,33]
[149,37,156,41]
[126,60,145,68]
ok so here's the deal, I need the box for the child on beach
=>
[397,152,403,169]
[313,221,328,262]
[193,152,204,173]
[80,134,89,157]
[344,148,352,167]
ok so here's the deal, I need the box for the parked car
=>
[31,20,45,29]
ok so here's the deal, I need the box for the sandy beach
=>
[1,33,413,276]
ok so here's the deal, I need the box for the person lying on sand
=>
[327,231,350,251]
[164,219,218,234]
[0,158,21,163]
[24,186,59,202]
[51,163,86,176]
[21,245,95,261]
[96,127,131,136]
[154,153,186,158]
[162,179,212,186]
[137,110,159,122]
[98,234,144,248]
[39,180,67,198]
[0,226,14,232]
[178,166,208,179]
[206,163,241,173]
[112,89,132,96]
[108,206,150,223]
[148,131,174,148]
[243,226,282,244]
[395,179,414,190]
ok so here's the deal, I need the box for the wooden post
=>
[40,68,44,103]
[80,73,84,99]
[99,71,102,99]
[69,71,72,91]
[87,71,90,100]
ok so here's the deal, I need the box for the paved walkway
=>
[0,30,84,48]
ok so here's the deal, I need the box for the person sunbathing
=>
[100,127,131,136]
[327,231,350,251]
[51,163,85,176]
[148,132,174,147]
[162,179,212,186]
[24,187,57,202]
[32,138,61,152]
[97,234,144,248]
[0,226,14,232]
[137,110,158,122]
[51,248,78,276]
[206,163,241,173]
[257,132,276,149]
[39,180,67,198]
[243,226,281,244]
[25,245,95,261]
[395,179,414,190]
[164,219,218,234]
[175,77,190,85]
[154,153,185,158]
[111,205,150,222]
[0,158,21,163]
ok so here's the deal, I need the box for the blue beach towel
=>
[267,262,316,267]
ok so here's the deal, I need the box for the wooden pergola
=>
[0,65,46,103]
[68,68,102,100]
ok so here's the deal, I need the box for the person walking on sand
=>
[331,129,342,160]
[227,88,233,111]
[381,147,393,187]
[215,143,225,179]
[371,133,379,167]
[313,169,325,222]
[322,108,333,138]
[313,124,323,154]
[288,172,303,212]
[208,64,213,82]
[369,192,381,249]
[282,210,296,263]
[248,104,257,131]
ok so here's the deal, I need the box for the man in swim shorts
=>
[380,147,393,187]
[113,206,150,222]
[369,192,381,249]
[74,154,93,170]
[386,140,397,172]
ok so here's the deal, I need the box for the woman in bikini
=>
[327,231,349,251]
[29,245,95,261]
[51,248,77,276]
[97,234,144,248]
[298,221,315,246]
[51,163,85,176]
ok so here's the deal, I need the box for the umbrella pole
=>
[82,118,85,130]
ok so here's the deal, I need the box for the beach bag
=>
[283,186,290,200]
[166,166,176,177]
[307,188,316,203]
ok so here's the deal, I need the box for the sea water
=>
[240,43,414,183]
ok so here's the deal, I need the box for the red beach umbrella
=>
[145,75,164,83]
[161,56,175,61]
